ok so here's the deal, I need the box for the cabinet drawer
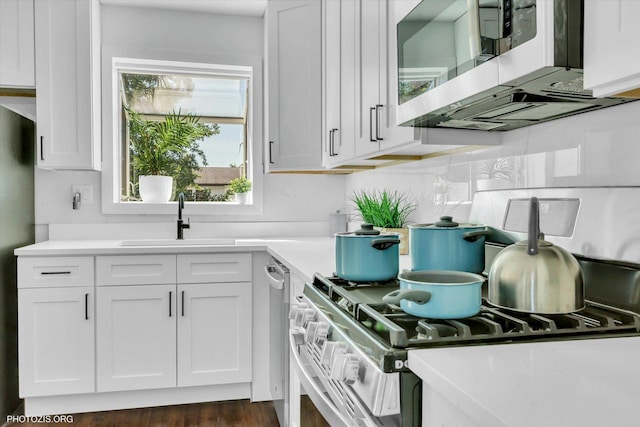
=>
[177,253,252,283]
[18,257,94,288]
[96,255,176,286]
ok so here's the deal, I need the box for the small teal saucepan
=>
[383,270,485,319]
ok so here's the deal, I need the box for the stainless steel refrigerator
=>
[0,105,35,418]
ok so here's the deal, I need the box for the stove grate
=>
[355,299,640,348]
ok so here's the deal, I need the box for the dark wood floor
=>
[5,398,330,427]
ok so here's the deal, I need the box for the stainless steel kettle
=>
[488,197,584,314]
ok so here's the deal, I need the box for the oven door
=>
[289,331,402,427]
[288,293,407,427]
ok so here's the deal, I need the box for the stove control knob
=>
[288,302,308,320]
[294,308,316,328]
[305,321,330,344]
[321,341,347,368]
[329,353,360,385]
[315,321,330,343]
[305,321,319,343]
[291,329,305,346]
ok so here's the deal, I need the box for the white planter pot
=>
[235,192,250,204]
[476,178,512,191]
[139,175,173,203]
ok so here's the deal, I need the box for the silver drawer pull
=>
[40,271,72,275]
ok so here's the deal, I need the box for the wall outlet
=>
[72,185,93,205]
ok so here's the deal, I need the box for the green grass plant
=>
[349,189,416,228]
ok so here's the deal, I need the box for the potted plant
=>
[228,176,252,204]
[127,108,214,202]
[349,189,416,254]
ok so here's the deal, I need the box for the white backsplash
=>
[35,5,348,242]
[34,3,640,240]
[345,100,640,226]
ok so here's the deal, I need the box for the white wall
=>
[345,100,640,226]
[35,5,346,240]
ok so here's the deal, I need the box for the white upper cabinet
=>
[584,0,640,97]
[266,0,323,171]
[0,0,35,88]
[323,0,356,167]
[353,0,415,158]
[34,0,101,170]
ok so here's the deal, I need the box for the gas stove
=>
[289,187,640,427]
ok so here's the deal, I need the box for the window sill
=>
[101,200,263,216]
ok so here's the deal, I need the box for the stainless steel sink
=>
[120,238,236,246]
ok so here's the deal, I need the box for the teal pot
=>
[383,270,485,319]
[335,224,400,282]
[409,216,492,273]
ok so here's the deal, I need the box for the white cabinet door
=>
[18,286,94,396]
[266,0,322,171]
[378,0,416,149]
[96,284,176,392]
[584,0,640,97]
[177,282,252,387]
[323,0,342,166]
[0,0,35,88]
[353,0,416,158]
[34,0,100,170]
[354,0,383,158]
[324,0,357,168]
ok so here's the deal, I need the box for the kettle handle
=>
[528,197,540,255]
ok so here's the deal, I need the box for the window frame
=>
[101,45,263,216]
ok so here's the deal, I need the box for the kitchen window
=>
[119,69,249,202]
[101,48,263,215]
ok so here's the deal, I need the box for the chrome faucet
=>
[177,192,190,240]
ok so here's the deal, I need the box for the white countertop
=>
[409,336,640,427]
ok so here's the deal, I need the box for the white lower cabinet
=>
[18,286,95,397]
[95,253,252,393]
[96,284,177,392]
[18,252,254,413]
[177,282,252,387]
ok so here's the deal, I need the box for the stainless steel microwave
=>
[394,0,635,131]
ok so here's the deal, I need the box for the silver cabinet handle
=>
[329,129,333,157]
[169,291,172,317]
[376,104,383,141]
[85,293,89,320]
[269,141,275,164]
[369,107,376,142]
[41,271,71,275]
[181,290,185,317]
[40,136,44,161]
[329,128,338,156]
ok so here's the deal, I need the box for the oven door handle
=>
[289,333,355,427]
